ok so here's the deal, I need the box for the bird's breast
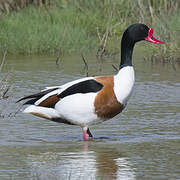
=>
[113,66,135,105]
[94,76,124,119]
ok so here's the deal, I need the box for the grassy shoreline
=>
[0,0,179,62]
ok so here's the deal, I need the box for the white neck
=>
[114,66,135,105]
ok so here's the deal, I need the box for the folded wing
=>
[17,77,103,109]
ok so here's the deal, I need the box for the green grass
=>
[0,0,179,61]
[0,6,98,54]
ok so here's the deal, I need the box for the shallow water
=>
[0,53,180,180]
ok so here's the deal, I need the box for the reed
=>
[0,0,52,14]
[0,51,10,100]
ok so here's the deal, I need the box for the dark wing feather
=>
[16,88,58,104]
[17,79,103,106]
[58,79,103,99]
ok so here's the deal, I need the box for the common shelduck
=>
[17,24,164,140]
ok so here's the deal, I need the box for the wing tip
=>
[16,87,59,105]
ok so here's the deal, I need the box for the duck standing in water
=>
[17,24,164,140]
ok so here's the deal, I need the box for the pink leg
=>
[83,127,93,141]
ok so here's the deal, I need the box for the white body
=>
[24,66,135,127]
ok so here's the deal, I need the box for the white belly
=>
[55,93,101,126]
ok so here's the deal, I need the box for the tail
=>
[17,87,73,124]
[23,105,60,120]
[23,105,73,125]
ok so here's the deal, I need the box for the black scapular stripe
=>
[16,88,58,104]
[58,79,103,99]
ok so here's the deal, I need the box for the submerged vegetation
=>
[0,51,10,100]
[0,0,179,61]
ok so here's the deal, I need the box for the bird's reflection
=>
[27,142,136,180]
